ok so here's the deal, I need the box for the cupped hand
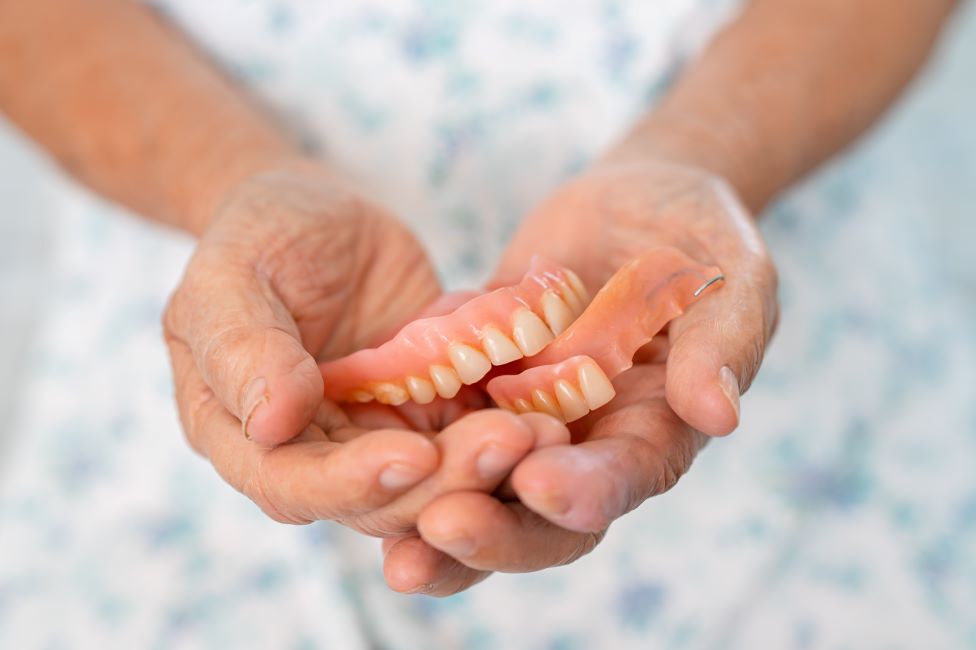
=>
[163,165,568,537]
[388,159,779,595]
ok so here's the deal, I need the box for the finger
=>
[665,260,778,436]
[494,412,571,501]
[167,338,438,523]
[511,386,707,533]
[418,492,603,572]
[382,535,490,596]
[367,410,569,535]
[165,253,323,446]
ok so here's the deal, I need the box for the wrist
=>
[601,108,780,214]
[180,145,335,237]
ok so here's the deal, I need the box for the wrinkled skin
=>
[162,167,569,541]
[384,160,780,595]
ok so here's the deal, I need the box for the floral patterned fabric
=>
[1,1,975,648]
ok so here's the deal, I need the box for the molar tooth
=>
[429,365,462,398]
[373,382,409,405]
[577,362,615,410]
[351,390,375,403]
[513,398,533,414]
[512,308,554,356]
[405,376,436,404]
[480,326,523,365]
[553,379,589,422]
[564,269,590,305]
[531,389,564,421]
[541,290,575,336]
[447,343,492,384]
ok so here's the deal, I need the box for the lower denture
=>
[485,247,723,422]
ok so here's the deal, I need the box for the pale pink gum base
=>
[486,248,723,422]
[319,256,581,402]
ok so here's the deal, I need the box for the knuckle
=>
[247,453,311,525]
[560,530,606,567]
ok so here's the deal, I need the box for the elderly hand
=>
[384,159,779,595]
[162,165,567,538]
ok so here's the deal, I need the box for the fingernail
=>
[530,490,571,517]
[436,536,475,559]
[241,377,269,439]
[719,366,740,423]
[476,445,521,480]
[379,463,427,491]
[406,583,434,595]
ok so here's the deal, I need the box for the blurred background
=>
[1,1,974,649]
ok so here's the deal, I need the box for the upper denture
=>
[319,255,589,403]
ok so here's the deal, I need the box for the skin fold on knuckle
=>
[245,452,312,525]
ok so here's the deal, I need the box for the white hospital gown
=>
[1,1,975,648]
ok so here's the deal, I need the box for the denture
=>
[319,257,590,405]
[486,248,723,422]
[320,247,723,424]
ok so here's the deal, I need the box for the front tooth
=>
[405,376,436,404]
[480,327,523,365]
[512,308,554,356]
[429,365,462,398]
[373,382,409,405]
[513,398,533,414]
[553,379,589,422]
[350,390,375,403]
[564,269,590,305]
[541,290,575,335]
[531,389,563,420]
[577,362,615,410]
[447,343,492,384]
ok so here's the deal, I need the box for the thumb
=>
[664,267,778,437]
[164,256,323,446]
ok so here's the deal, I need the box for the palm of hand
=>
[378,163,778,595]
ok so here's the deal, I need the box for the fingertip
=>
[365,428,441,482]
[665,356,739,437]
[518,412,572,448]
[383,536,439,594]
[244,356,325,446]
[511,446,614,533]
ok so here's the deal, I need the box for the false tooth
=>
[493,398,513,412]
[351,390,375,403]
[564,269,590,305]
[373,382,409,405]
[405,376,436,404]
[512,308,554,356]
[447,343,492,384]
[556,278,585,314]
[553,379,589,422]
[480,326,523,365]
[513,398,533,414]
[429,365,462,398]
[541,290,575,335]
[577,362,615,410]
[531,389,563,420]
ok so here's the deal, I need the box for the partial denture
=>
[486,248,724,422]
[491,356,616,422]
[319,257,589,404]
